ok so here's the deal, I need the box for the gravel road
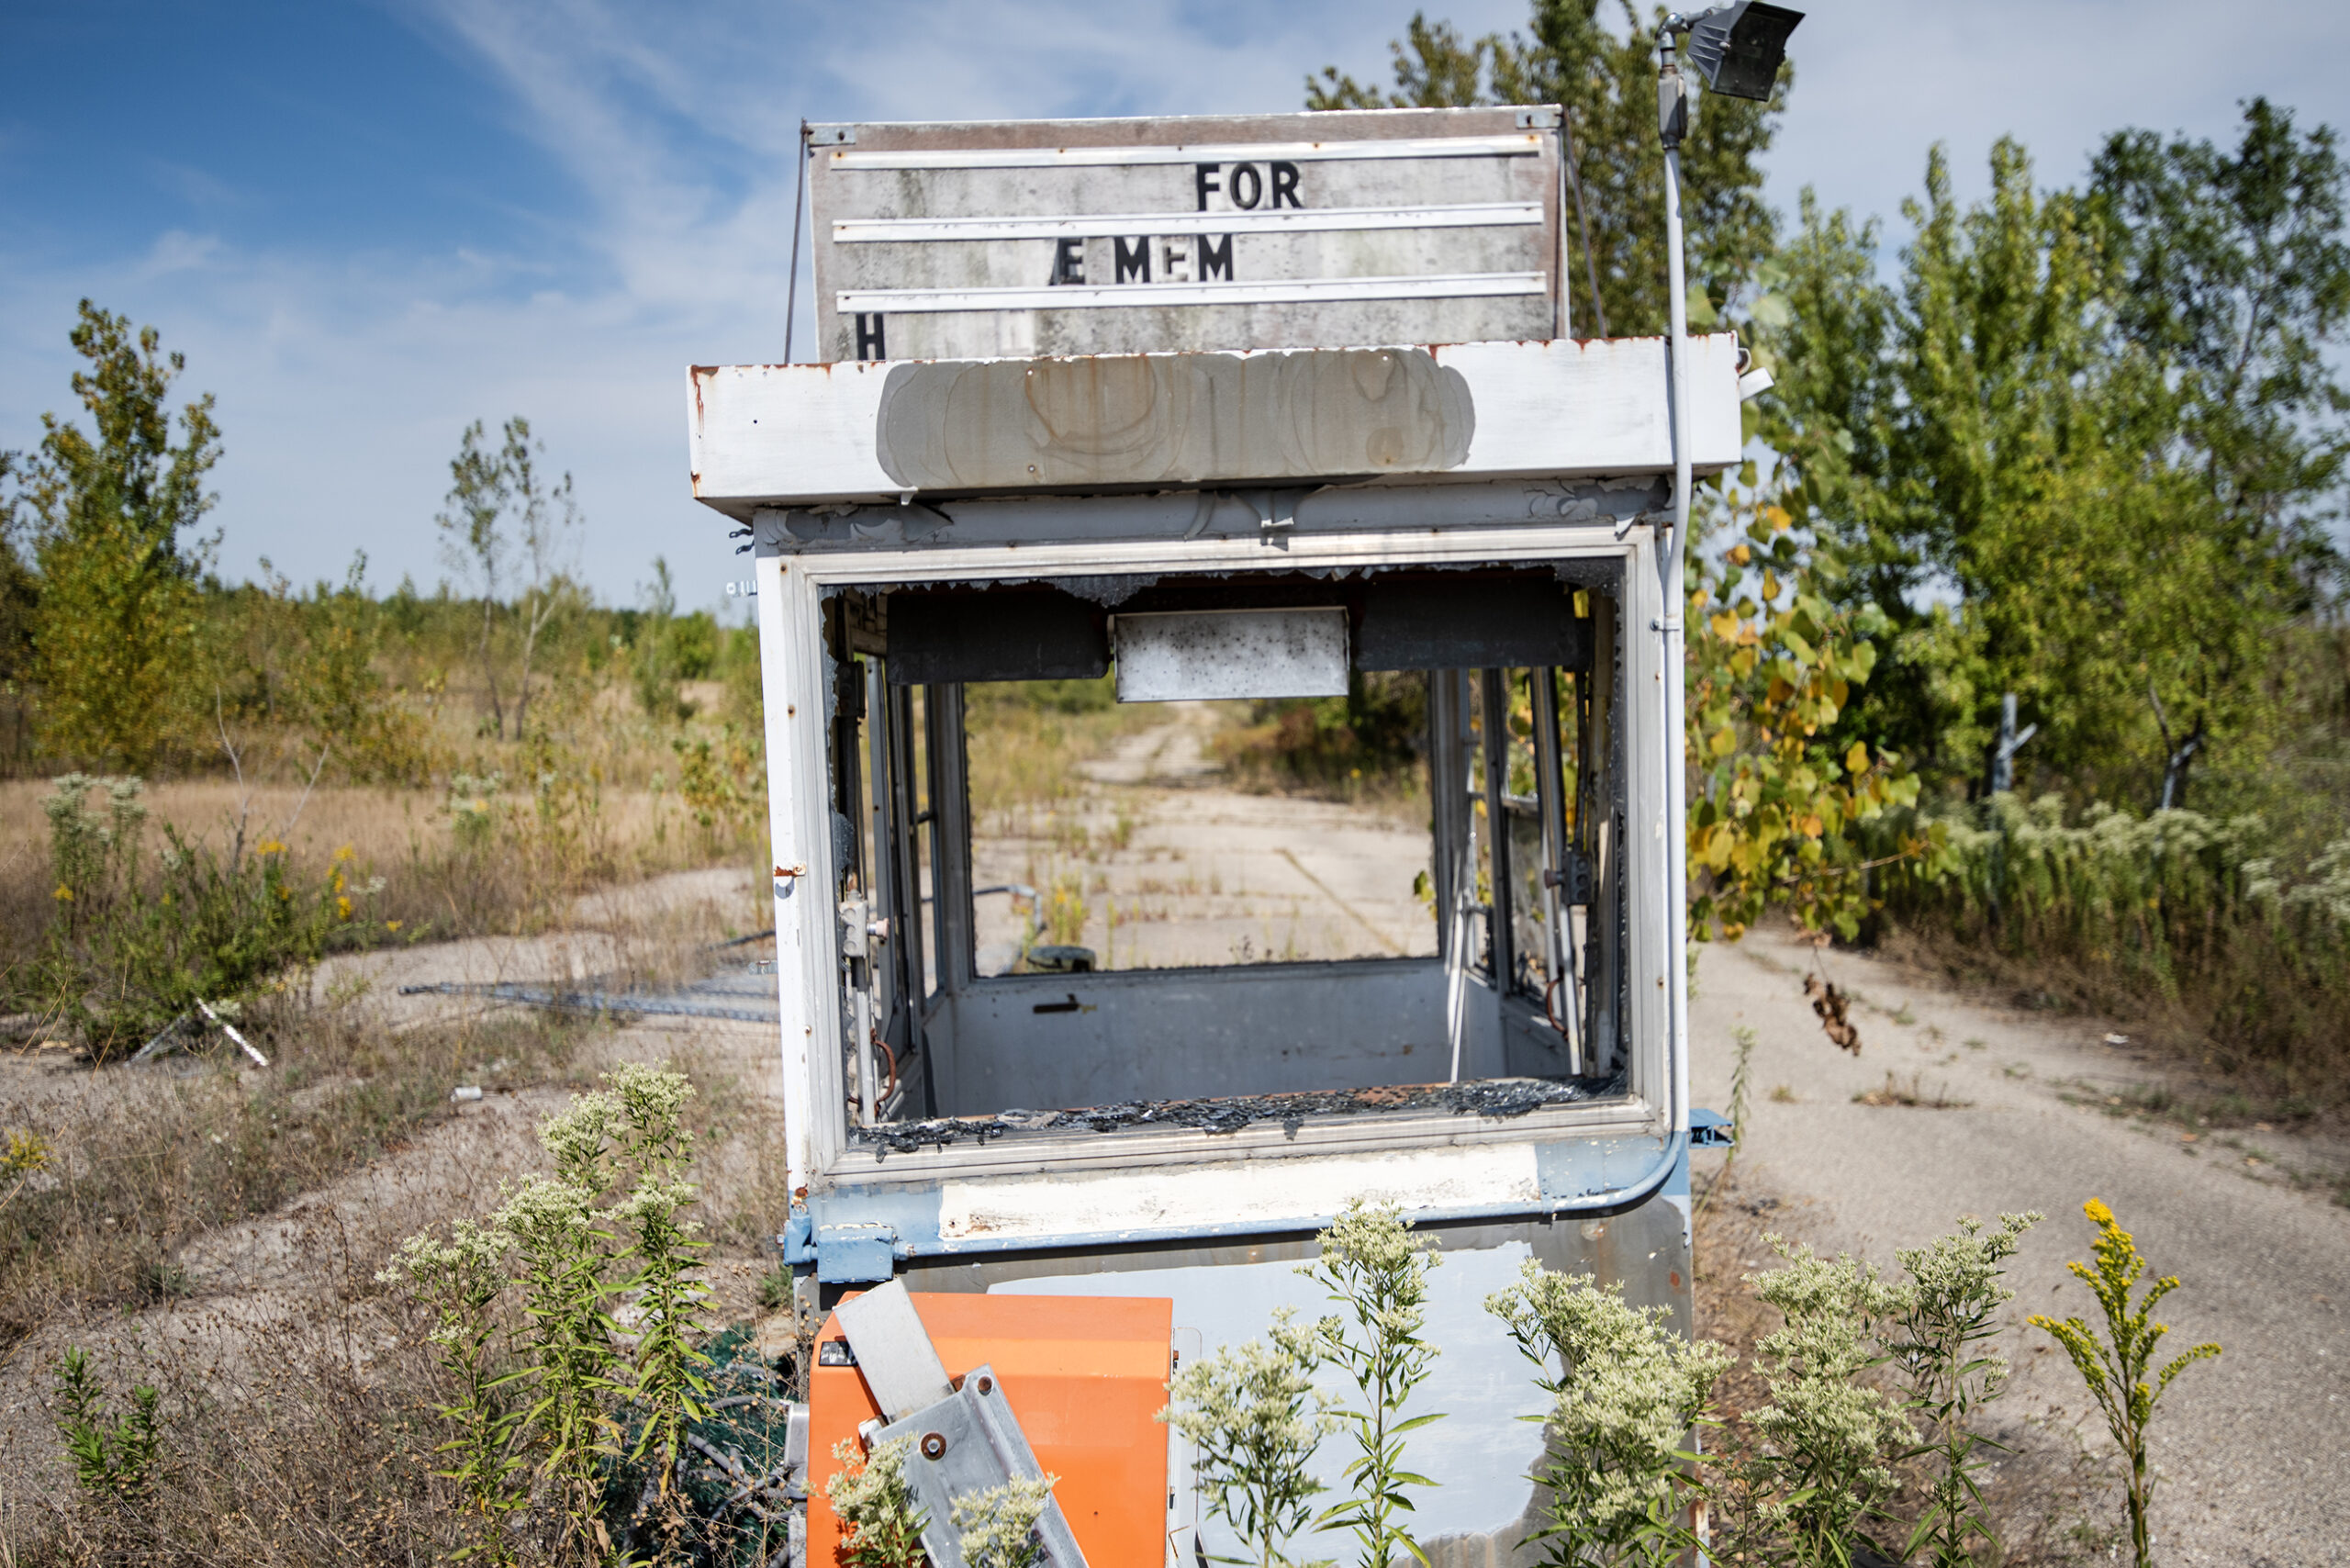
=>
[1690,924,2349,1567]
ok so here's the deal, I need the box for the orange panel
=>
[808,1292,1174,1567]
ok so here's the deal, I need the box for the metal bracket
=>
[1541,850,1596,906]
[835,1282,1091,1568]
[1516,106,1562,129]
[814,1225,898,1283]
[835,1279,953,1417]
[808,124,857,147]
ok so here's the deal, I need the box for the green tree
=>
[1312,2,1789,338]
[8,302,220,767]
[2087,98,2350,805]
[0,453,39,695]
[498,418,582,738]
[439,420,511,737]
[632,556,693,721]
[436,416,581,742]
[1760,136,2323,809]
[2088,99,2350,561]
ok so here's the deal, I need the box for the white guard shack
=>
[689,106,1749,1564]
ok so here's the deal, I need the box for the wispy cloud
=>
[140,230,226,277]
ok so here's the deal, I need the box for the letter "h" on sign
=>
[855,313,886,361]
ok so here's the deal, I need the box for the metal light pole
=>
[1656,30,1696,1139]
[1653,1,1801,1137]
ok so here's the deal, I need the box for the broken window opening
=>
[820,564,1633,1145]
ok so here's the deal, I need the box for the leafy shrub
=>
[1877,796,2350,1098]
[1687,487,1953,944]
[28,774,380,1056]
[672,725,759,838]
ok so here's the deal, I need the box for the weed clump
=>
[1487,1264,1732,1567]
[2030,1200,2220,1568]
[1159,1306,1334,1568]
[51,1347,162,1504]
[373,1063,778,1566]
[24,772,382,1058]
[827,1434,926,1568]
[950,1473,1059,1568]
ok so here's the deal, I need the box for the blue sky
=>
[6,0,2347,612]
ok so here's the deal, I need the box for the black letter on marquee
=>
[1229,162,1263,210]
[856,313,887,361]
[1113,235,1151,284]
[1050,236,1086,286]
[1193,163,1220,211]
[1196,232,1234,281]
[1271,161,1302,208]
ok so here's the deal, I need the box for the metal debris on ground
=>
[129,998,270,1068]
[397,964,783,1025]
[850,1072,1627,1157]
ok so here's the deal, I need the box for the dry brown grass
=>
[0,769,761,980]
[0,848,789,1564]
[962,680,1160,831]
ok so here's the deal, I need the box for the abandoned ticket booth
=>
[690,105,1755,1563]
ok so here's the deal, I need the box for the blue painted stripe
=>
[795,1134,1687,1265]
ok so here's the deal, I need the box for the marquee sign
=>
[806,106,1568,364]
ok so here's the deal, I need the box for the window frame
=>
[755,522,1670,1193]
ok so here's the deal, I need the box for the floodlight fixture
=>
[1669,2,1803,102]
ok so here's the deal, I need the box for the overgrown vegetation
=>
[1297,1202,1445,1568]
[1160,1307,1336,1568]
[0,299,767,954]
[1326,6,2350,1103]
[51,1347,162,1504]
[1876,798,2350,1096]
[371,1065,778,1565]
[1169,1204,2198,1568]
[826,1434,927,1568]
[1214,674,1428,801]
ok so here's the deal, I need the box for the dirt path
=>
[973,708,1434,971]
[1690,924,2350,1567]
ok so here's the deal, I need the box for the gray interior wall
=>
[926,960,1507,1115]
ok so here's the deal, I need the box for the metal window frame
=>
[754,508,1671,1197]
